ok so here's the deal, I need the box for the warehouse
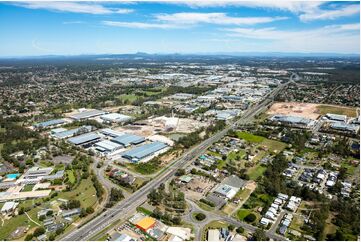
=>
[52,125,93,139]
[94,140,123,154]
[68,132,101,147]
[111,133,145,147]
[100,128,124,138]
[325,113,347,122]
[270,115,314,128]
[330,122,359,133]
[100,113,132,124]
[33,119,65,129]
[121,142,168,162]
[69,109,106,120]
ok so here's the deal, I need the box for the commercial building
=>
[112,134,145,147]
[136,217,156,232]
[269,115,314,128]
[214,184,238,200]
[69,109,106,120]
[100,113,132,124]
[207,229,220,241]
[24,167,53,179]
[330,122,359,133]
[100,128,124,138]
[52,126,93,139]
[0,190,51,202]
[325,113,347,122]
[68,132,101,147]
[1,201,18,215]
[33,119,65,129]
[95,140,123,153]
[62,208,81,218]
[121,142,168,162]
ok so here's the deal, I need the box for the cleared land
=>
[267,102,358,119]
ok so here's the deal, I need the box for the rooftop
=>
[68,132,100,145]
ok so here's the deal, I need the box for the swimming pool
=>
[6,173,20,179]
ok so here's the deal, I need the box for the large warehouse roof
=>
[122,142,167,161]
[34,119,65,128]
[70,109,106,120]
[95,140,122,151]
[100,128,124,138]
[100,113,132,123]
[68,132,100,145]
[53,126,92,139]
[112,134,145,147]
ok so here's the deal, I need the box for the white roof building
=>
[100,113,132,123]
[208,229,220,241]
[1,201,18,214]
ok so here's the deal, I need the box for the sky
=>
[0,1,360,56]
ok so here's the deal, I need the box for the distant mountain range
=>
[0,52,359,60]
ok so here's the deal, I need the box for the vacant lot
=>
[267,102,321,120]
[58,177,97,208]
[317,104,357,117]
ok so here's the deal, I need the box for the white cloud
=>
[300,4,360,21]
[170,1,359,21]
[13,2,133,15]
[155,12,287,25]
[102,21,181,29]
[224,23,360,53]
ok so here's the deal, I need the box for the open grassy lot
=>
[317,105,357,117]
[246,164,267,181]
[117,94,138,103]
[22,184,35,192]
[58,177,97,208]
[66,170,76,184]
[0,207,41,240]
[260,139,286,153]
[236,131,265,143]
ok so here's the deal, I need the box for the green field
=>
[58,177,97,208]
[22,184,34,192]
[117,94,138,103]
[237,209,252,220]
[136,206,153,215]
[236,132,265,143]
[247,164,267,180]
[317,105,357,117]
[67,170,76,184]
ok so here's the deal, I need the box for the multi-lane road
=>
[61,80,291,241]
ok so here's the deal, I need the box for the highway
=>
[61,80,291,241]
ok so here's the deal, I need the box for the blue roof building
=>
[34,119,65,129]
[122,142,168,162]
[111,134,145,147]
[68,132,100,146]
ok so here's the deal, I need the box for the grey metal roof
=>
[70,110,106,120]
[271,115,313,125]
[122,142,167,161]
[68,132,100,145]
[331,122,358,132]
[111,134,145,146]
[34,119,65,128]
[53,126,93,139]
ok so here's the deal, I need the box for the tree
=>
[236,227,245,234]
[24,234,33,241]
[228,224,235,231]
[33,227,45,237]
[195,213,206,221]
[86,206,94,214]
[245,213,257,223]
[253,228,268,241]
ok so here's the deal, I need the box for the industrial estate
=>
[0,1,360,242]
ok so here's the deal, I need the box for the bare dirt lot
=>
[181,175,216,200]
[267,102,321,120]
[267,102,358,119]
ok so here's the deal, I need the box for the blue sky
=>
[0,1,360,56]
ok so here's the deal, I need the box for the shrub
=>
[244,213,257,223]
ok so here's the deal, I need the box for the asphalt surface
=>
[61,80,291,241]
